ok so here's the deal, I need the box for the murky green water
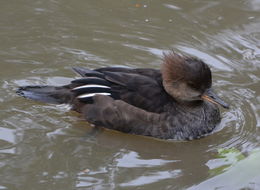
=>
[1,0,260,189]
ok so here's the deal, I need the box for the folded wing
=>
[72,67,172,113]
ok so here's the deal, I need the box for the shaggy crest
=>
[161,51,212,93]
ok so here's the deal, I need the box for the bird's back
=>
[73,66,174,113]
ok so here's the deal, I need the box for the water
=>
[0,0,260,189]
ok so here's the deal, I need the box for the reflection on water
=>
[189,150,260,190]
[0,0,259,189]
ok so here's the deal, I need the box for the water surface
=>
[0,0,260,189]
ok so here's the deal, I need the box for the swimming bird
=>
[16,52,229,140]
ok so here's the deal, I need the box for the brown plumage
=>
[16,52,229,140]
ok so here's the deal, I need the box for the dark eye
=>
[187,82,197,89]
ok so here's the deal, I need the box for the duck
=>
[16,51,229,140]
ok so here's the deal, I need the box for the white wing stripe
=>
[77,92,111,98]
[73,84,110,90]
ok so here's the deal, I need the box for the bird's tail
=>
[16,85,72,104]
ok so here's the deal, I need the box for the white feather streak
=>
[77,92,111,99]
[73,84,110,90]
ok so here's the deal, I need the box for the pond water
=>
[0,0,260,189]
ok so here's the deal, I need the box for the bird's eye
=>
[187,82,197,89]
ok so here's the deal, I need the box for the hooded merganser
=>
[17,52,229,140]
